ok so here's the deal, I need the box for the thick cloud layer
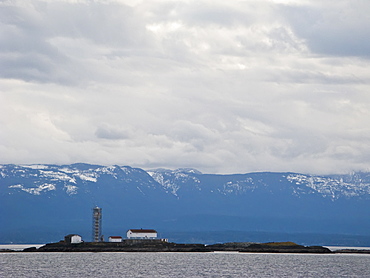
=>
[1,0,370,174]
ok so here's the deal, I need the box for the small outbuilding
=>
[108,236,123,242]
[64,234,82,244]
[127,229,158,239]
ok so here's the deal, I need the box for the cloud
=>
[281,0,370,57]
[95,125,130,140]
[1,0,370,174]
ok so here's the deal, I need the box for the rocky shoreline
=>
[1,240,369,253]
[18,240,334,253]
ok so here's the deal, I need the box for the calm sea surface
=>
[1,252,369,278]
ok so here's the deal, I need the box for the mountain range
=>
[1,163,370,245]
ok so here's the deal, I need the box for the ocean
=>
[1,252,369,277]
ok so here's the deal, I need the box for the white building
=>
[108,236,123,242]
[64,234,82,244]
[127,229,158,239]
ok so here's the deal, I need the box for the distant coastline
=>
[0,244,44,251]
[325,246,370,251]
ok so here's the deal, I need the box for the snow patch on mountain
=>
[59,167,75,174]
[64,184,78,195]
[120,166,134,175]
[74,172,98,182]
[96,166,119,179]
[148,171,181,196]
[59,168,98,183]
[176,168,202,175]
[147,169,201,196]
[286,174,370,199]
[39,170,76,184]
[222,178,256,195]
[8,183,56,195]
[22,165,50,170]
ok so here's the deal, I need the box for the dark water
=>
[1,252,369,277]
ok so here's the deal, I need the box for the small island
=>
[22,239,332,253]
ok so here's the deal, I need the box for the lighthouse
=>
[92,206,102,242]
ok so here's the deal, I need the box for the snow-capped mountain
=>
[148,168,370,200]
[1,163,161,196]
[1,163,370,244]
[3,163,369,199]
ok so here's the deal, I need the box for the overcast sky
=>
[1,0,370,174]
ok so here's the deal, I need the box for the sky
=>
[1,0,370,175]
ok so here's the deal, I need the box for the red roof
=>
[128,229,157,233]
[109,236,122,239]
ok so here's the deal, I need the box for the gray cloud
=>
[95,125,130,140]
[281,1,370,57]
[1,0,370,175]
